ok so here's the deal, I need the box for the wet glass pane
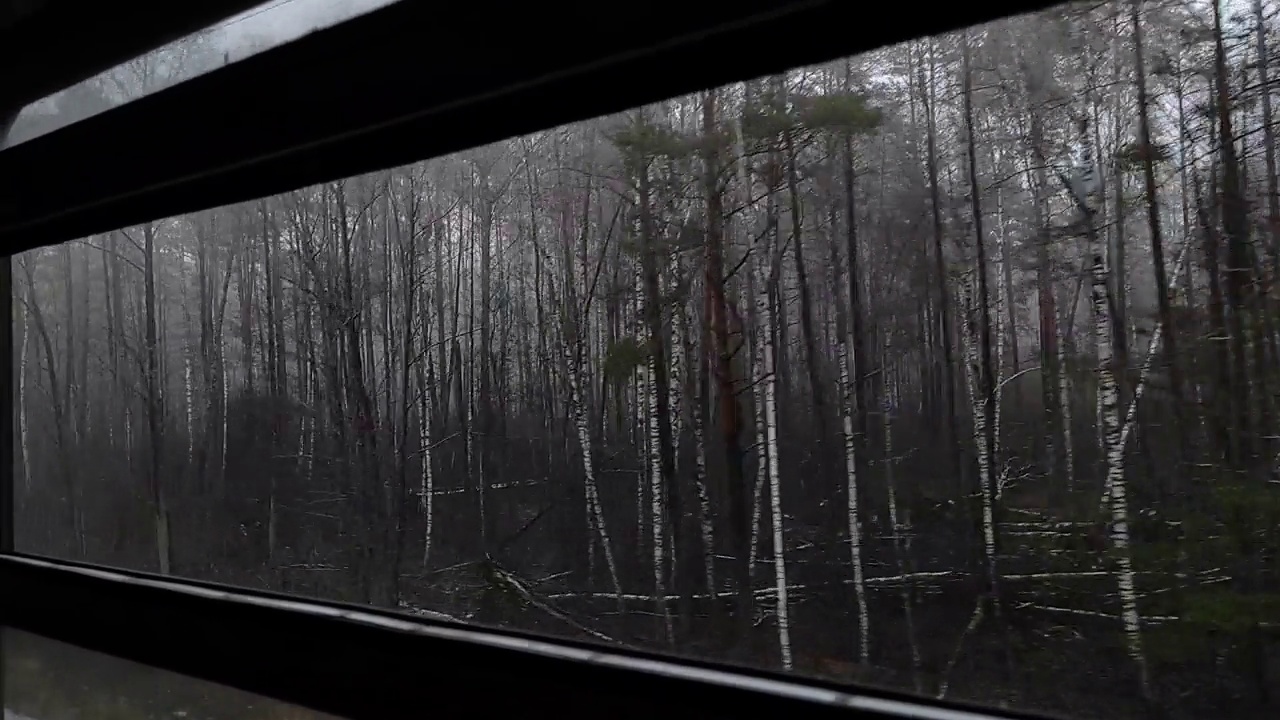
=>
[11,0,1280,717]
[1,628,338,719]
[4,0,397,148]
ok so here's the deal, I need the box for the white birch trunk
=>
[960,276,998,586]
[840,331,870,664]
[220,354,227,471]
[749,306,768,577]
[568,339,622,601]
[185,356,194,463]
[18,295,30,492]
[758,247,792,670]
[669,271,685,466]
[993,192,1007,463]
[693,418,715,595]
[647,343,673,642]
[830,194,870,663]
[667,305,682,582]
[682,290,717,596]
[304,377,315,481]
[633,267,647,552]
[296,401,308,472]
[734,97,768,581]
[420,357,435,568]
[637,252,673,641]
[1084,185,1149,695]
[1056,285,1074,490]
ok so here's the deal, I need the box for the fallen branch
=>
[1014,602,1178,624]
[1099,238,1191,511]
[546,571,963,602]
[396,602,461,624]
[488,559,617,644]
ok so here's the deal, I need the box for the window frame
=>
[1,553,1045,720]
[0,2,1061,717]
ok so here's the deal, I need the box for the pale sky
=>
[212,0,397,62]
[9,0,396,145]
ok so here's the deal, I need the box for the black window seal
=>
[0,553,1048,720]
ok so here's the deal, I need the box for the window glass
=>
[12,1,1280,717]
[2,628,337,719]
[3,0,397,148]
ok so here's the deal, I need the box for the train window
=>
[5,0,1280,718]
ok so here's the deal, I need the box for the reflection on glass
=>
[2,628,338,719]
[4,0,397,148]
[11,0,1280,717]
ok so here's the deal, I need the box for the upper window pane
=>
[12,1,1280,719]
[4,0,396,148]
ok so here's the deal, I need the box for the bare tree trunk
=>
[704,90,753,648]
[143,225,171,575]
[756,208,792,671]
[1067,119,1150,697]
[17,283,29,493]
[782,100,827,447]
[962,35,1000,602]
[20,256,82,557]
[634,133,675,643]
[882,335,920,690]
[1256,0,1280,277]
[1132,0,1189,499]
[918,40,964,498]
[1211,0,1255,464]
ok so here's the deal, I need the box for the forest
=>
[6,1,1280,718]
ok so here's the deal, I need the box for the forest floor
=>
[392,506,1280,720]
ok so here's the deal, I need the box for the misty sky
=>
[213,0,396,62]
